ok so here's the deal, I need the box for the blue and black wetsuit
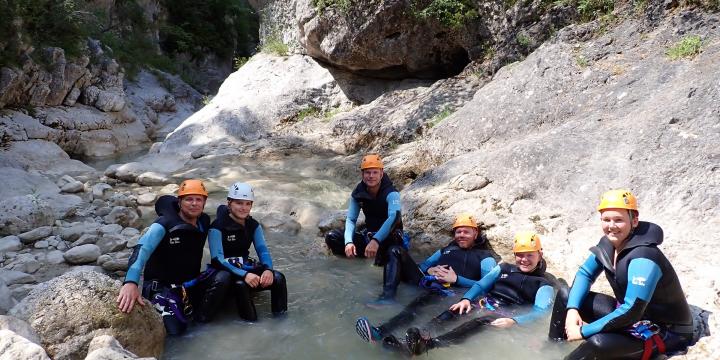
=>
[548,221,694,359]
[125,195,220,334]
[325,173,404,265]
[208,204,287,321]
[373,239,498,336]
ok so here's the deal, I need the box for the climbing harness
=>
[419,275,454,296]
[628,320,666,360]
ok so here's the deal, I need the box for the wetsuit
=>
[421,261,554,350]
[373,240,497,336]
[208,204,287,321]
[325,173,404,266]
[548,221,694,359]
[125,195,222,335]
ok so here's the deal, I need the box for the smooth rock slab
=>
[17,227,53,244]
[0,315,41,344]
[0,329,50,360]
[63,244,101,264]
[0,236,22,253]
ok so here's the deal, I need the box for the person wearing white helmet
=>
[205,182,288,321]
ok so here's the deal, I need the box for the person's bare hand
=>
[245,273,261,288]
[565,309,585,341]
[345,243,357,258]
[490,318,516,328]
[364,239,379,258]
[117,283,144,313]
[259,270,274,287]
[449,299,473,314]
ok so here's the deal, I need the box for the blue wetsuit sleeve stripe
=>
[462,265,502,301]
[253,225,273,269]
[567,254,602,309]
[344,197,360,245]
[209,229,247,277]
[456,257,498,288]
[481,258,497,278]
[513,285,555,325]
[124,223,165,284]
[372,191,401,242]
[581,258,662,338]
[419,250,441,273]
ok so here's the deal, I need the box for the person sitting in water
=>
[206,182,287,321]
[325,154,411,301]
[355,213,497,344]
[394,231,555,355]
[117,179,225,335]
[548,189,694,360]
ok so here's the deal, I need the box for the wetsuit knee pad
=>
[388,245,404,258]
[212,270,233,287]
[272,270,286,286]
[325,229,343,243]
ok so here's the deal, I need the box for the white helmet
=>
[227,182,254,201]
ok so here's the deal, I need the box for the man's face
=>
[179,194,206,219]
[453,226,478,249]
[362,168,383,188]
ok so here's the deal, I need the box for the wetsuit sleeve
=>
[208,228,247,277]
[371,191,401,243]
[566,254,603,310]
[580,258,662,338]
[344,197,361,245]
[455,257,498,288]
[419,250,441,273]
[253,225,273,269]
[124,223,165,284]
[462,265,502,301]
[512,285,555,325]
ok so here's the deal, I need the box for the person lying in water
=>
[547,189,694,360]
[376,231,555,355]
[355,213,497,343]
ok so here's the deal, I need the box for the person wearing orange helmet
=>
[379,231,555,355]
[355,214,497,347]
[117,179,223,335]
[548,190,694,360]
[325,154,411,297]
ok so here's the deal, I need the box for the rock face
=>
[9,270,164,360]
[0,315,41,344]
[84,335,154,360]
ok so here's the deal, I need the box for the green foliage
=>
[429,106,454,127]
[233,56,249,70]
[201,94,214,105]
[413,0,478,28]
[576,0,614,21]
[260,35,289,56]
[296,107,322,122]
[575,55,589,67]
[160,0,257,60]
[516,33,531,48]
[312,0,352,13]
[666,35,703,60]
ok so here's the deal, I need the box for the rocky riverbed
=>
[1,1,719,359]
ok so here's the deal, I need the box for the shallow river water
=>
[89,153,574,360]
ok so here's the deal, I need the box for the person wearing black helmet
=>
[205,181,287,321]
[117,179,224,335]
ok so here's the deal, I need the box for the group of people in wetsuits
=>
[115,153,695,359]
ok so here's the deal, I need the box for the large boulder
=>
[0,280,17,315]
[9,270,164,360]
[84,335,154,360]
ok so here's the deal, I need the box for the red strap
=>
[641,334,666,360]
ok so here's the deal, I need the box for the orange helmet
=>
[597,189,638,212]
[178,179,208,197]
[513,231,542,253]
[360,154,384,170]
[452,213,478,230]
